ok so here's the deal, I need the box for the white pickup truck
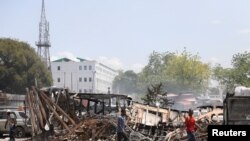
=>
[0,110,31,138]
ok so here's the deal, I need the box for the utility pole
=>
[92,71,96,93]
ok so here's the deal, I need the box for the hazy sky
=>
[1,0,250,72]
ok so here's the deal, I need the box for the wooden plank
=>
[40,91,76,125]
[40,92,70,131]
[32,87,47,126]
[133,103,170,113]
[26,89,37,136]
[31,88,44,129]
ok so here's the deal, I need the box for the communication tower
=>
[36,0,51,70]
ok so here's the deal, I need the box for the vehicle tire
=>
[15,126,25,138]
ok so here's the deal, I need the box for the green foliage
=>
[113,49,211,97]
[138,49,211,94]
[213,51,250,88]
[232,51,250,86]
[143,51,163,76]
[142,83,164,105]
[0,38,52,94]
[163,49,211,92]
[137,51,174,93]
[112,70,138,94]
[141,83,172,107]
[212,64,234,88]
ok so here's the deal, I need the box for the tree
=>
[213,51,250,89]
[138,49,211,94]
[231,51,250,86]
[0,38,52,94]
[112,70,138,94]
[164,49,211,92]
[114,49,211,101]
[212,64,234,88]
[141,83,172,107]
[137,51,174,93]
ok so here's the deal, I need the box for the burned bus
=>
[223,86,250,125]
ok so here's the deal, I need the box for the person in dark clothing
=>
[117,108,129,141]
[5,110,16,141]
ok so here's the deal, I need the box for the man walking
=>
[5,110,16,141]
[117,108,129,141]
[185,109,196,141]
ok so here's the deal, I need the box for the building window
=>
[89,65,92,70]
[57,66,60,71]
[79,77,82,82]
[79,89,82,93]
[57,78,60,82]
[89,77,92,82]
[84,66,87,70]
[84,89,87,93]
[84,77,87,82]
[79,66,82,70]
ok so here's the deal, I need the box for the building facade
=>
[51,57,118,93]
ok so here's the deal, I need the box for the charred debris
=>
[24,86,223,141]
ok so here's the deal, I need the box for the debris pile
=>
[62,116,117,141]
[25,87,222,141]
[25,87,76,140]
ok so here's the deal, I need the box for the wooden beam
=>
[40,91,76,125]
[26,89,37,136]
[31,88,44,129]
[32,87,47,125]
[133,103,170,113]
[41,93,70,131]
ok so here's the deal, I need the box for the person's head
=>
[121,108,126,116]
[6,109,11,115]
[188,109,193,117]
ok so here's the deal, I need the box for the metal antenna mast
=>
[36,0,51,70]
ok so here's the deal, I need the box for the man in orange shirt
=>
[185,109,196,141]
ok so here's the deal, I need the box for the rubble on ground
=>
[25,87,222,141]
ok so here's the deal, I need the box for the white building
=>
[51,57,118,93]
